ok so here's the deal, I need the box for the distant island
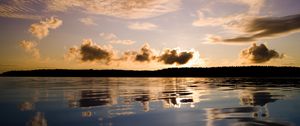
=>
[1,66,300,77]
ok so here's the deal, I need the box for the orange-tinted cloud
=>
[0,0,181,19]
[100,33,135,45]
[19,40,40,59]
[128,22,158,30]
[79,17,97,26]
[29,17,62,39]
[47,0,181,19]
[0,0,42,19]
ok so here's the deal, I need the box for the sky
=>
[0,0,300,72]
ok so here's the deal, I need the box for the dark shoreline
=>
[1,66,300,77]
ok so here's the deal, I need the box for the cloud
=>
[240,43,284,63]
[78,40,113,62]
[222,14,300,42]
[27,112,47,126]
[122,44,196,65]
[0,0,181,20]
[135,44,155,62]
[193,0,272,44]
[19,40,40,59]
[121,43,155,62]
[67,41,199,66]
[204,34,255,45]
[128,22,158,30]
[158,49,194,65]
[195,0,300,44]
[100,33,135,45]
[65,47,80,61]
[66,39,114,64]
[205,14,300,43]
[99,33,118,40]
[193,0,265,28]
[0,0,42,19]
[109,40,136,45]
[79,17,97,26]
[232,0,265,15]
[29,17,63,39]
[46,0,181,19]
[19,101,34,111]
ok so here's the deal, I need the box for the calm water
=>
[0,77,300,126]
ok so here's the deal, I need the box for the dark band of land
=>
[1,66,300,77]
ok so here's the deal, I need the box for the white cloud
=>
[99,33,135,45]
[46,0,181,19]
[79,17,97,26]
[19,40,40,59]
[233,0,265,15]
[193,0,265,31]
[128,22,158,30]
[109,40,136,45]
[99,33,118,41]
[28,17,63,39]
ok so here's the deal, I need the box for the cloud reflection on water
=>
[27,112,47,126]
[11,77,300,126]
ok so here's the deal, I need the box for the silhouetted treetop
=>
[1,66,300,77]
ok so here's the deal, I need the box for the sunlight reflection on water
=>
[0,77,300,126]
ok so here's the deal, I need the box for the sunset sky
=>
[1,0,300,72]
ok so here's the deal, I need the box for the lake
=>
[0,77,300,126]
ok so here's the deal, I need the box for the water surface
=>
[0,77,300,126]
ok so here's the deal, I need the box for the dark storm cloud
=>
[135,44,155,62]
[158,49,194,65]
[80,40,113,62]
[67,41,196,65]
[80,42,111,62]
[66,39,114,63]
[240,43,283,63]
[122,43,155,62]
[247,14,300,37]
[223,14,300,42]
[121,44,195,65]
[223,36,255,42]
